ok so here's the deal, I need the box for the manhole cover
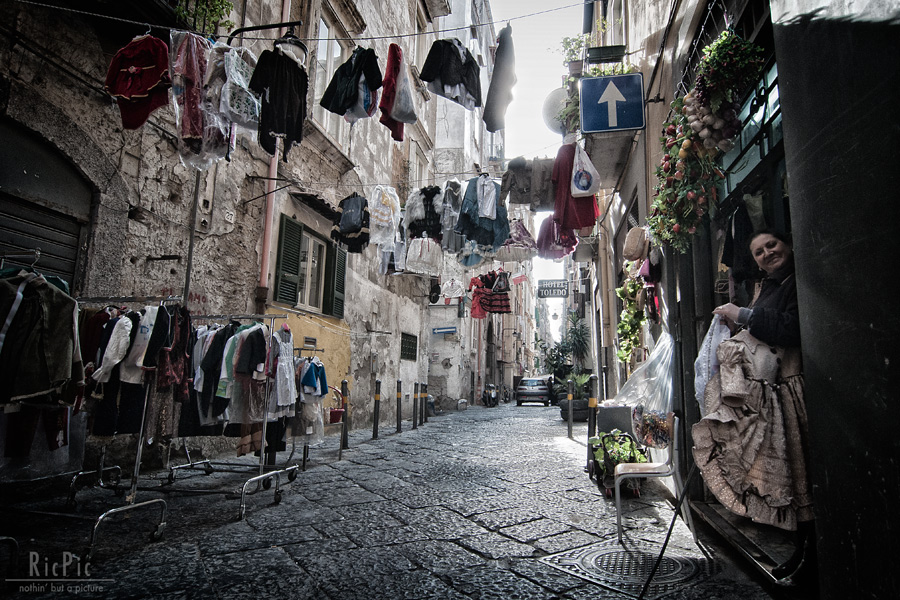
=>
[541,539,715,599]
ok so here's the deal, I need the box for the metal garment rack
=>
[64,295,181,561]
[166,313,298,519]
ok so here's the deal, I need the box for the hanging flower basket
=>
[587,45,626,64]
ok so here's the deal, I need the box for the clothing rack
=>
[51,295,181,561]
[0,248,40,269]
[166,313,298,519]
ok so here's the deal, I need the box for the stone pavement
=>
[0,402,782,599]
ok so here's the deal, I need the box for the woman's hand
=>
[713,303,741,325]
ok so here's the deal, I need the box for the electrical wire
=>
[14,0,593,44]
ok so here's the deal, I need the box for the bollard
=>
[396,380,402,433]
[373,379,381,440]
[412,382,419,430]
[587,375,599,472]
[567,379,574,440]
[421,383,428,424]
[419,383,428,425]
[340,379,350,451]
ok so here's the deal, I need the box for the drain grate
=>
[541,539,716,599]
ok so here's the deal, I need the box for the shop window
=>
[400,333,418,361]
[312,15,349,143]
[274,214,346,318]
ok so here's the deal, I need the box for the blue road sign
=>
[580,73,645,133]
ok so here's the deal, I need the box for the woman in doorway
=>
[693,229,815,588]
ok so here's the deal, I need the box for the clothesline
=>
[14,0,587,44]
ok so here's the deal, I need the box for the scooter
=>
[482,384,498,407]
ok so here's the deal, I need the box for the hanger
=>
[273,26,308,66]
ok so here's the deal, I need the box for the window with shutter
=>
[275,214,344,315]
[324,245,346,318]
[275,215,303,304]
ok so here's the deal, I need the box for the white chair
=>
[614,412,696,544]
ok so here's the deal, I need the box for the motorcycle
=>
[481,384,498,407]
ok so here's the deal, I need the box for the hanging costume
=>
[440,179,467,253]
[552,143,600,230]
[454,176,509,251]
[320,47,383,117]
[331,193,371,253]
[406,186,444,243]
[105,35,171,130]
[482,25,515,132]
[692,263,813,531]
[369,185,402,247]
[495,218,538,263]
[378,43,417,141]
[249,48,309,161]
[419,39,481,109]
[536,216,578,260]
[405,237,443,277]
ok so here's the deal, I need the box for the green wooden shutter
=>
[275,215,303,305]
[324,244,346,318]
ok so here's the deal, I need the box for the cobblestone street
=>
[2,403,776,599]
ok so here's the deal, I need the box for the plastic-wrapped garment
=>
[319,47,383,116]
[440,180,466,253]
[292,396,325,446]
[476,173,497,219]
[536,217,577,259]
[249,49,309,162]
[104,35,171,130]
[405,237,443,277]
[495,218,537,263]
[343,73,380,123]
[694,315,732,417]
[221,47,260,129]
[482,25,515,132]
[369,185,402,247]
[378,43,412,141]
[610,332,674,416]
[457,240,486,267]
[169,32,228,170]
[120,307,158,385]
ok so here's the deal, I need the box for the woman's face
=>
[750,233,792,274]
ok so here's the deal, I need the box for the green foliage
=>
[694,29,765,113]
[615,274,645,362]
[559,34,589,65]
[175,0,235,34]
[553,372,592,401]
[564,311,590,372]
[589,429,648,477]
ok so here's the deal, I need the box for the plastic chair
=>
[614,412,696,544]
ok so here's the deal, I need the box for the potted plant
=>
[587,17,626,64]
[560,34,588,76]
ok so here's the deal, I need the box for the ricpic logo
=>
[6,552,113,595]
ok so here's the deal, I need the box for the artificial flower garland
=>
[647,29,764,253]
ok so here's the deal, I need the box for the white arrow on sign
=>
[597,81,627,127]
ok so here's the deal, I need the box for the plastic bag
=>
[693,315,731,417]
[343,74,380,123]
[571,143,601,197]
[611,332,674,414]
[390,53,417,124]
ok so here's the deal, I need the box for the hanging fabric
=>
[419,39,481,110]
[552,143,600,230]
[476,173,497,219]
[331,193,371,253]
[483,25,516,132]
[221,47,260,130]
[249,45,309,162]
[531,157,557,211]
[343,72,380,123]
[500,156,532,205]
[104,35,171,130]
[319,47,383,117]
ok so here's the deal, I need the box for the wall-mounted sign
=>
[432,326,457,334]
[537,279,568,298]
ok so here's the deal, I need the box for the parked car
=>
[515,378,552,406]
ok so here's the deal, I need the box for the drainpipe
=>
[256,0,292,312]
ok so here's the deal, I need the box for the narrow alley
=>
[2,403,775,599]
